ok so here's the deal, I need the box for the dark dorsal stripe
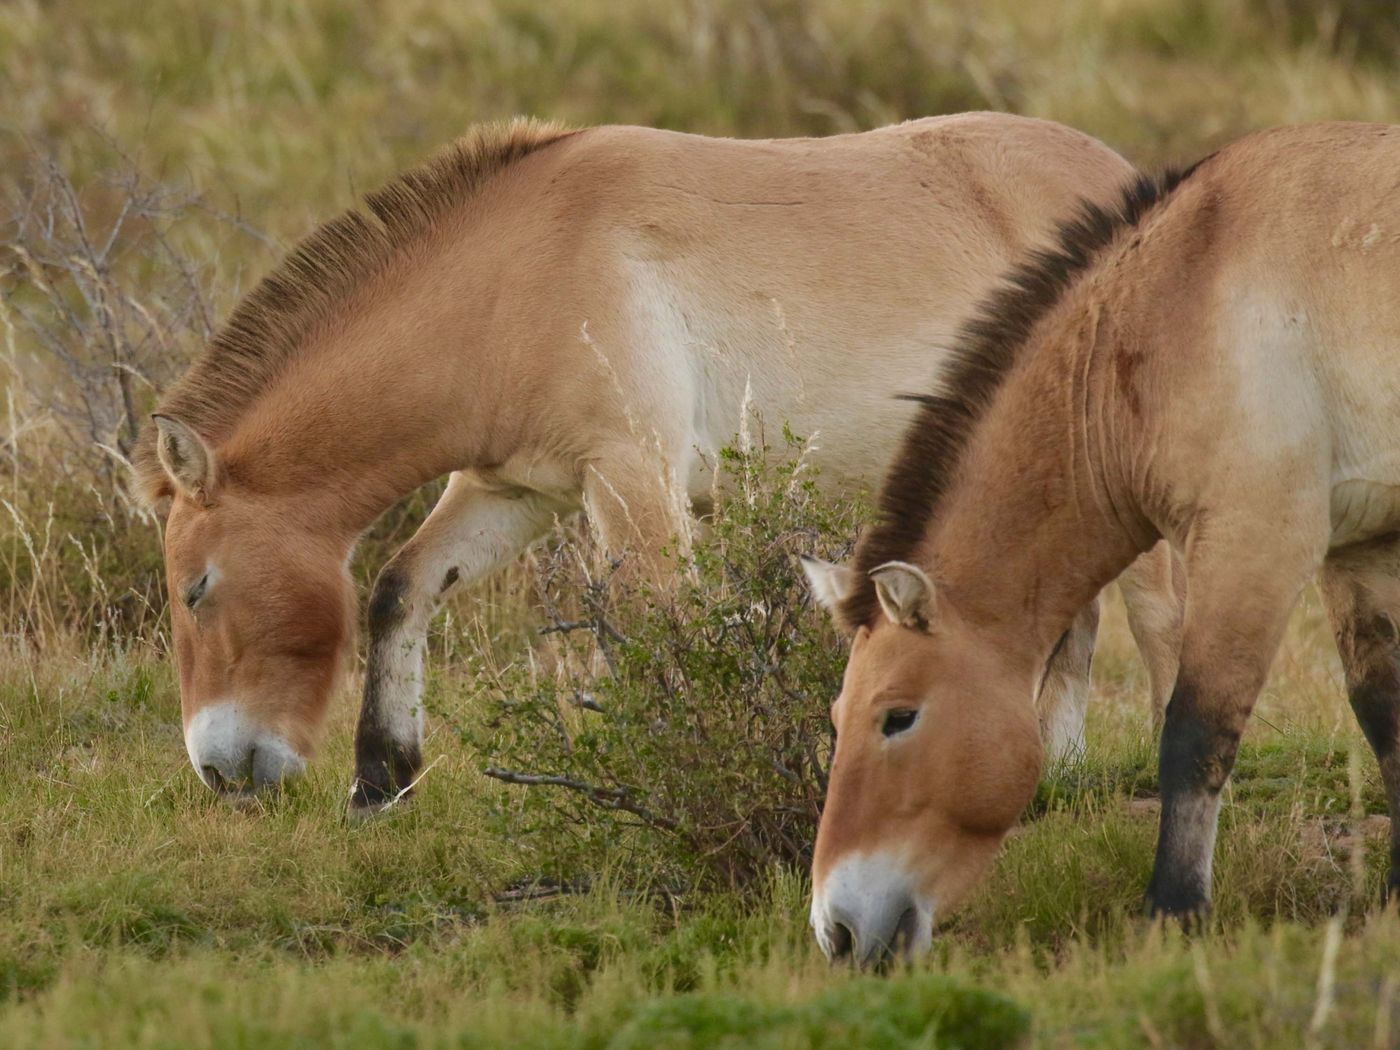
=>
[839,159,1208,630]
[133,118,576,507]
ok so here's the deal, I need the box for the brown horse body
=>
[806,122,1400,964]
[137,114,1180,805]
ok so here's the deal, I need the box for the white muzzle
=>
[184,702,306,794]
[811,851,934,965]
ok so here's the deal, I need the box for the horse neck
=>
[218,237,506,539]
[930,305,1149,661]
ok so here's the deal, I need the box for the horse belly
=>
[1328,413,1400,545]
[660,294,956,501]
[1325,359,1400,547]
[684,342,943,501]
[631,293,950,504]
[1330,477,1400,548]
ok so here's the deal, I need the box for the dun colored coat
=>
[804,122,1400,966]
[137,114,1181,808]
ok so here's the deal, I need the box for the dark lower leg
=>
[1146,674,1240,919]
[1142,522,1321,920]
[1354,697,1400,902]
[1327,581,1400,899]
[348,484,559,815]
[350,561,426,811]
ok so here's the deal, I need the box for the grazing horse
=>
[135,113,1181,807]
[801,121,1400,966]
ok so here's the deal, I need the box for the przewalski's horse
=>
[801,121,1400,965]
[135,113,1181,806]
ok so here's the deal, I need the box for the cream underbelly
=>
[682,360,928,503]
[1330,478,1400,547]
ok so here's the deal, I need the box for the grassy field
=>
[8,0,1400,1046]
[4,597,1399,1047]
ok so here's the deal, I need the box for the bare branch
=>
[482,766,681,832]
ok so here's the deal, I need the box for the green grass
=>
[3,597,1399,1046]
[10,0,1400,1044]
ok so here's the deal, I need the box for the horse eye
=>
[882,709,919,737]
[184,573,210,609]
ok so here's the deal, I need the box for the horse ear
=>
[152,414,218,505]
[870,561,935,629]
[800,555,855,615]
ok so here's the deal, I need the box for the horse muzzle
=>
[811,851,935,966]
[184,702,307,796]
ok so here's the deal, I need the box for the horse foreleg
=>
[348,473,559,816]
[1146,519,1322,921]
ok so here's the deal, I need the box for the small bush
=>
[458,434,863,892]
[0,143,230,640]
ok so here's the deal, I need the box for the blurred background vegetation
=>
[5,0,1400,640]
[7,4,1400,1043]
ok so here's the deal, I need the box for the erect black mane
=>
[839,160,1207,630]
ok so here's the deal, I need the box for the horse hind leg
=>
[1037,597,1099,763]
[1037,540,1183,763]
[1320,537,1400,902]
[348,473,560,816]
[1119,541,1185,731]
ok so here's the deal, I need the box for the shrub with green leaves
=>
[457,434,864,892]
